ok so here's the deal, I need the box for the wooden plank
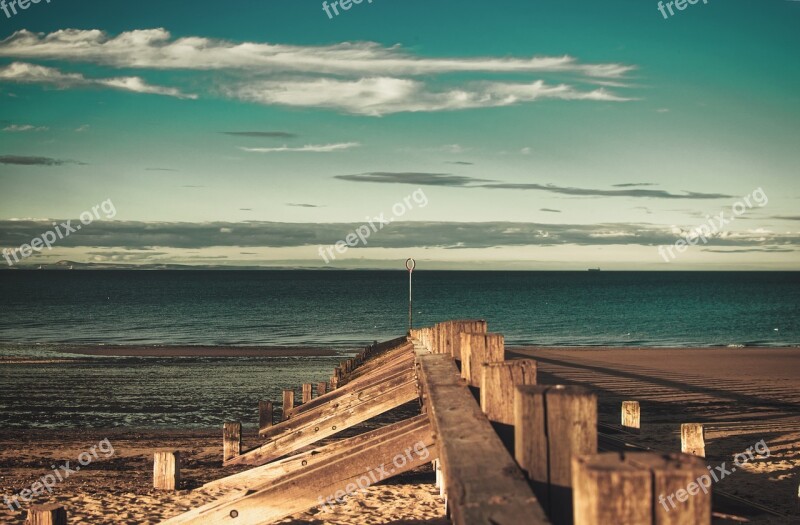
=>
[262,366,415,440]
[205,415,429,491]
[161,415,437,525]
[339,342,414,384]
[415,350,550,525]
[282,349,415,420]
[228,373,419,466]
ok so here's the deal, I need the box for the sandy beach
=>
[0,427,447,525]
[510,346,800,522]
[1,346,798,524]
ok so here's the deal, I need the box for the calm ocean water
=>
[0,270,798,348]
[1,271,797,428]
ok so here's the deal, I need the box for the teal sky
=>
[0,0,798,269]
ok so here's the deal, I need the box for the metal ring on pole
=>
[406,258,416,272]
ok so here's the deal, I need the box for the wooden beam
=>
[278,352,415,422]
[205,415,429,491]
[161,415,437,525]
[338,342,414,384]
[415,350,550,525]
[229,371,419,466]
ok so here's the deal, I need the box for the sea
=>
[0,270,797,428]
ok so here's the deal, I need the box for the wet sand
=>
[60,346,341,358]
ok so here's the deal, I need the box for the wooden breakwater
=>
[159,320,712,524]
[33,320,763,524]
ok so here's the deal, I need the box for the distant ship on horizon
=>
[588,268,601,272]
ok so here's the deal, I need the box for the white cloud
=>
[4,124,48,132]
[239,142,360,153]
[0,61,197,99]
[227,77,632,116]
[0,29,635,78]
[0,29,636,115]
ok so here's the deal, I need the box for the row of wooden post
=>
[412,320,712,525]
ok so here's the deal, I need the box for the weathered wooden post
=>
[681,423,705,457]
[153,451,181,490]
[330,375,338,390]
[258,400,273,432]
[480,359,537,424]
[461,333,505,387]
[223,421,242,462]
[317,381,328,397]
[515,385,597,525]
[302,383,313,404]
[621,400,641,432]
[448,320,488,361]
[282,389,294,421]
[25,504,67,525]
[572,452,711,525]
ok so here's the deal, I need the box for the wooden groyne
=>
[145,321,718,524]
[143,320,735,524]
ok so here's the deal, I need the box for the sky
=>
[0,0,798,270]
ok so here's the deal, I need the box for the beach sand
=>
[0,427,447,525]
[1,346,797,524]
[510,346,800,523]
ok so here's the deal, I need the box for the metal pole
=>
[405,258,415,332]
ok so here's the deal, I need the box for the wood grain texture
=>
[161,415,437,525]
[480,359,537,424]
[223,422,241,462]
[228,372,419,466]
[572,452,710,525]
[681,423,705,458]
[514,385,597,525]
[416,351,549,525]
[153,451,181,491]
[25,504,67,525]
